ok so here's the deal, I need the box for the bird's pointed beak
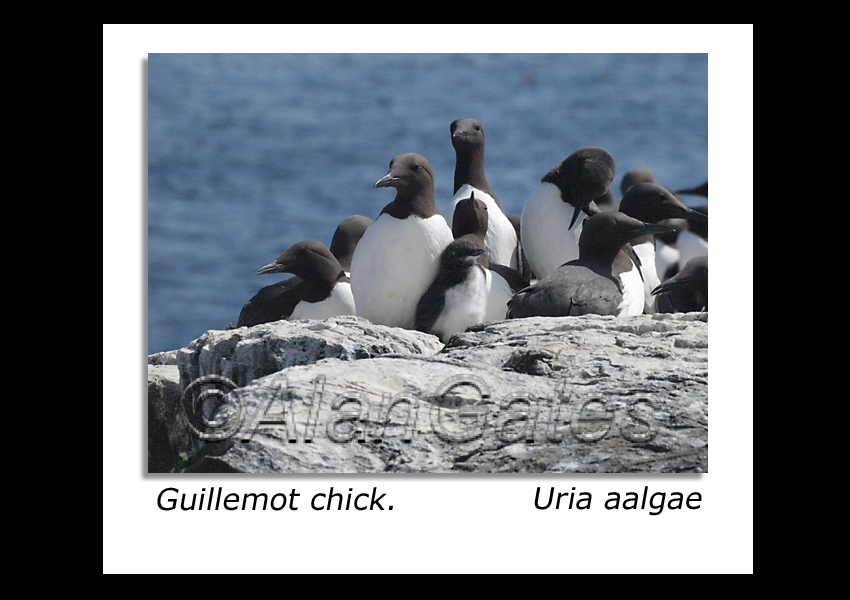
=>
[254,261,291,275]
[568,181,597,230]
[638,223,677,238]
[569,203,586,230]
[374,173,400,188]
[452,128,468,139]
[652,279,687,296]
[684,207,708,222]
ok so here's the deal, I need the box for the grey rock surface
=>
[148,313,708,473]
[175,315,444,389]
[146,364,184,473]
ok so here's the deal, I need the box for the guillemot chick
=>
[415,240,489,343]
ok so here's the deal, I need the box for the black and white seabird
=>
[415,240,490,343]
[350,153,454,329]
[618,182,709,313]
[235,215,369,328]
[507,212,673,319]
[236,240,355,327]
[452,192,529,322]
[447,118,519,270]
[520,147,616,280]
[329,214,372,275]
[619,167,678,280]
[652,255,708,313]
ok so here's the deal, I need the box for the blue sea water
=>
[147,53,708,355]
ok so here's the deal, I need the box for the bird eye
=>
[411,164,419,171]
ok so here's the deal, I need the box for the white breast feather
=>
[350,214,453,329]
[655,240,679,280]
[677,229,708,269]
[289,281,356,321]
[521,182,584,279]
[484,269,513,323]
[431,265,488,342]
[616,262,646,317]
[632,241,659,310]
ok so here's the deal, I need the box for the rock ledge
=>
[147,313,707,473]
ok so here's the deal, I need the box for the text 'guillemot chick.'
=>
[507,212,674,319]
[350,153,454,329]
[415,240,489,343]
[447,118,519,270]
[237,240,355,327]
[521,146,616,280]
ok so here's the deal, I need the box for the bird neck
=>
[381,187,440,220]
[456,234,489,268]
[297,278,335,303]
[454,148,496,201]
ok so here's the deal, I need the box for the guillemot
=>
[618,182,708,313]
[520,146,616,280]
[507,212,673,319]
[415,240,490,343]
[447,118,519,270]
[452,191,490,267]
[652,255,708,313]
[236,240,355,327]
[349,153,454,329]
